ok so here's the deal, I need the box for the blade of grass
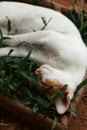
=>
[6,16,11,35]
[75,78,87,93]
[67,102,76,117]
[24,87,33,99]
[73,93,87,100]
[3,74,13,85]
[51,116,58,130]
[33,104,39,113]
[49,85,67,105]
[35,96,49,108]
[18,70,42,91]
[14,95,30,106]
[41,17,52,30]
[18,50,32,71]
[0,28,3,38]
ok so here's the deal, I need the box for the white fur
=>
[0,1,87,101]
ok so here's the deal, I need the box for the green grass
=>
[62,8,87,46]
[0,46,68,118]
[0,25,68,120]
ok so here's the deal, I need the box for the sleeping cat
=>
[0,1,87,114]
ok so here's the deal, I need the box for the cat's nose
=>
[35,68,42,74]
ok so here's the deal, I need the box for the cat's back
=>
[0,1,79,34]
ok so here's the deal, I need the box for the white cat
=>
[0,1,87,114]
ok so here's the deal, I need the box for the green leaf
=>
[18,50,32,70]
[67,102,76,116]
[32,0,41,5]
[82,32,87,37]
[67,108,76,117]
[0,28,11,46]
[35,96,49,107]
[80,21,87,31]
[3,75,13,85]
[7,49,14,56]
[51,116,58,130]
[24,87,33,99]
[50,85,67,105]
[79,11,84,31]
[41,17,52,30]
[0,28,3,38]
[18,71,42,91]
[14,96,30,106]
[33,104,39,113]
[9,82,19,92]
[4,49,14,62]
[41,17,47,26]
[73,93,87,100]
[76,78,87,92]
[6,16,11,34]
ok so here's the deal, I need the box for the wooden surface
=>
[0,93,67,130]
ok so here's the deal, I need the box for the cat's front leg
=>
[2,30,53,47]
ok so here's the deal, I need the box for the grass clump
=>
[62,7,87,46]
[0,25,68,120]
[0,44,68,119]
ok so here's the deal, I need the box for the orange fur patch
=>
[36,77,71,96]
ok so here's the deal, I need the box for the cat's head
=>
[35,64,73,114]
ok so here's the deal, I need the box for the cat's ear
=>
[55,92,70,114]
